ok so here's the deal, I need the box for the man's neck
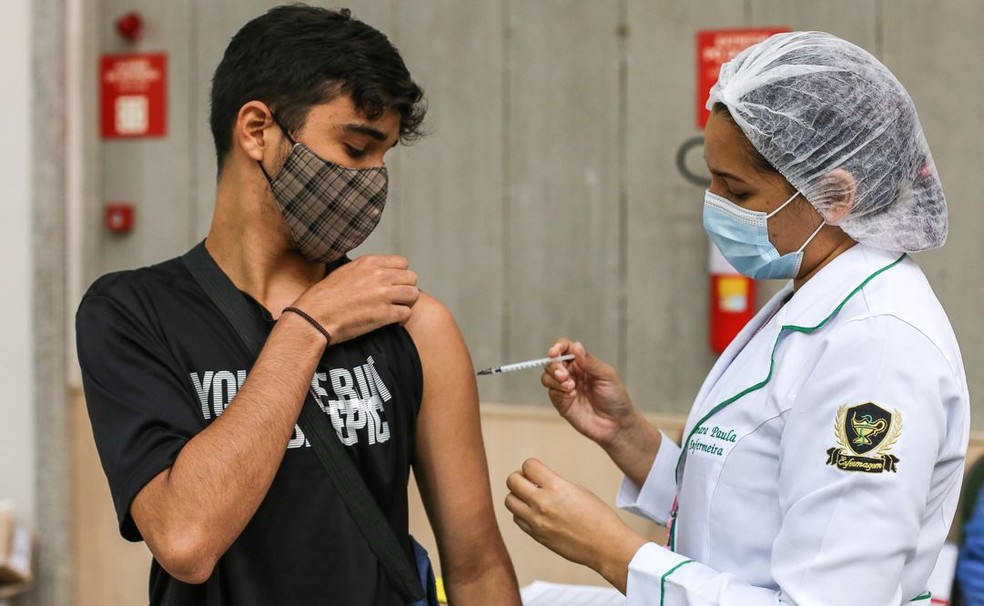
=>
[205,174,324,316]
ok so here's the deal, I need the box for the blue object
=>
[957,493,984,606]
[703,190,823,280]
[410,536,439,606]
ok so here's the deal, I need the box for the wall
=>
[85,0,984,425]
[1,1,74,602]
[0,0,34,527]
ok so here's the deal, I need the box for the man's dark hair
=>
[210,4,425,173]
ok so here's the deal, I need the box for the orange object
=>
[709,243,756,354]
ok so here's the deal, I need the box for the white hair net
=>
[707,31,946,252]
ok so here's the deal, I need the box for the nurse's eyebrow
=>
[710,168,748,184]
[343,123,388,141]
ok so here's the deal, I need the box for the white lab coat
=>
[617,244,969,606]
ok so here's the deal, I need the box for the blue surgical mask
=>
[703,190,825,280]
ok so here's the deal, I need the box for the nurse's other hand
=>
[505,458,646,592]
[542,339,634,448]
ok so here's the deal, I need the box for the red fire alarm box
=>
[100,53,167,139]
[105,203,135,233]
[696,28,789,128]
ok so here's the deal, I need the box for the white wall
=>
[0,0,34,525]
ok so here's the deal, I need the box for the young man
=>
[77,5,520,604]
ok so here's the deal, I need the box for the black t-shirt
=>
[76,255,423,605]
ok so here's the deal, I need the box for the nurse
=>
[505,32,969,605]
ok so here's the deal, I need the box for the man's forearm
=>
[133,313,326,582]
[445,554,521,606]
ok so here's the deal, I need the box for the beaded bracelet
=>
[282,306,332,346]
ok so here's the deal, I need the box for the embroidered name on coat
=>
[687,425,739,458]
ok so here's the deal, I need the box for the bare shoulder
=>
[404,292,475,378]
[404,291,459,342]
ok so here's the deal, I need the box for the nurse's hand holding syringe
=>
[538,339,662,488]
[505,338,662,594]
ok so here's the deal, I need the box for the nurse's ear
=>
[818,168,856,224]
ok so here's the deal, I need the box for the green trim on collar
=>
[659,559,695,606]
[910,592,931,602]
[670,253,907,550]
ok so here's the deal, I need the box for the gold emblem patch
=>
[825,402,901,473]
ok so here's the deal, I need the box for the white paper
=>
[521,580,627,606]
[927,541,958,602]
[7,527,31,579]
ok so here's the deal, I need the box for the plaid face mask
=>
[261,128,388,264]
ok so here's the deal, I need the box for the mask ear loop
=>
[270,112,297,146]
[795,218,826,254]
[257,111,296,183]
[766,191,801,219]
[766,189,827,254]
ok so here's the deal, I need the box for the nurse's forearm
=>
[603,411,663,487]
[595,527,648,594]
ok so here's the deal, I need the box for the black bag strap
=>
[182,241,425,602]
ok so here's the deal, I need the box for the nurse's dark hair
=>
[712,103,790,185]
[209,4,426,174]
